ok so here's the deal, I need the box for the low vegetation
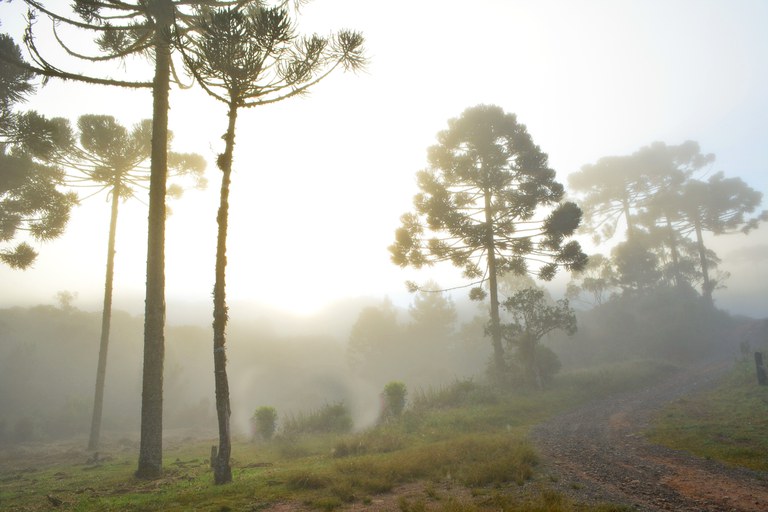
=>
[0,361,675,511]
[647,360,768,471]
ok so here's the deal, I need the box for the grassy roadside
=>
[0,360,673,512]
[646,360,768,471]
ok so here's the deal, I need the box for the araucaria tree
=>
[390,105,587,384]
[57,115,205,451]
[180,6,365,484]
[569,141,766,306]
[5,0,254,479]
[673,172,766,305]
[0,34,76,269]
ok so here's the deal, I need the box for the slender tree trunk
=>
[212,102,238,485]
[694,217,714,307]
[137,1,172,479]
[665,215,682,288]
[484,190,505,382]
[88,183,121,451]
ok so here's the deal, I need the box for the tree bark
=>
[484,190,505,383]
[212,102,238,485]
[136,1,172,479]
[88,182,121,451]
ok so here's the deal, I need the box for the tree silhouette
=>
[347,299,402,376]
[3,0,256,478]
[390,105,586,384]
[574,142,766,306]
[675,172,766,305]
[568,141,710,243]
[0,34,76,269]
[180,6,365,484]
[565,253,618,307]
[407,281,457,341]
[53,114,205,451]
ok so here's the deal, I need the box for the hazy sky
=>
[1,0,767,320]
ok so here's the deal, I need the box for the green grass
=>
[647,360,768,471]
[0,360,674,511]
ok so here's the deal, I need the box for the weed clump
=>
[284,470,331,490]
[281,402,353,436]
[411,379,497,412]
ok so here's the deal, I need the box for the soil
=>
[531,359,768,511]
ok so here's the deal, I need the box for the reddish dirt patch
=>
[657,457,768,512]
[533,360,768,511]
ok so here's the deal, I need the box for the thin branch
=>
[0,43,152,88]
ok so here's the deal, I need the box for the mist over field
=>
[1,1,768,508]
[2,287,764,445]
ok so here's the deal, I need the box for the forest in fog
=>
[1,2,767,498]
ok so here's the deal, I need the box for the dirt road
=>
[531,360,768,511]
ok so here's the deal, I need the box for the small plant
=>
[381,381,407,422]
[251,406,278,441]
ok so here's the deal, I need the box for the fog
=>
[0,296,490,442]
[2,283,765,445]
[1,0,767,453]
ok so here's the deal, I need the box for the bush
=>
[281,402,353,436]
[534,345,562,386]
[380,381,407,422]
[251,406,278,441]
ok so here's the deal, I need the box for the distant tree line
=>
[567,141,766,307]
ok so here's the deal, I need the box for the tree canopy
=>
[391,105,586,383]
[569,141,766,306]
[0,35,77,269]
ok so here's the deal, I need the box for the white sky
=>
[1,0,767,320]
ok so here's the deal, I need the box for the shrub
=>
[534,344,562,387]
[380,381,407,422]
[251,406,278,441]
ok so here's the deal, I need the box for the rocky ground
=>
[531,359,768,511]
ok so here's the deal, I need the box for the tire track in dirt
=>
[531,360,768,511]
